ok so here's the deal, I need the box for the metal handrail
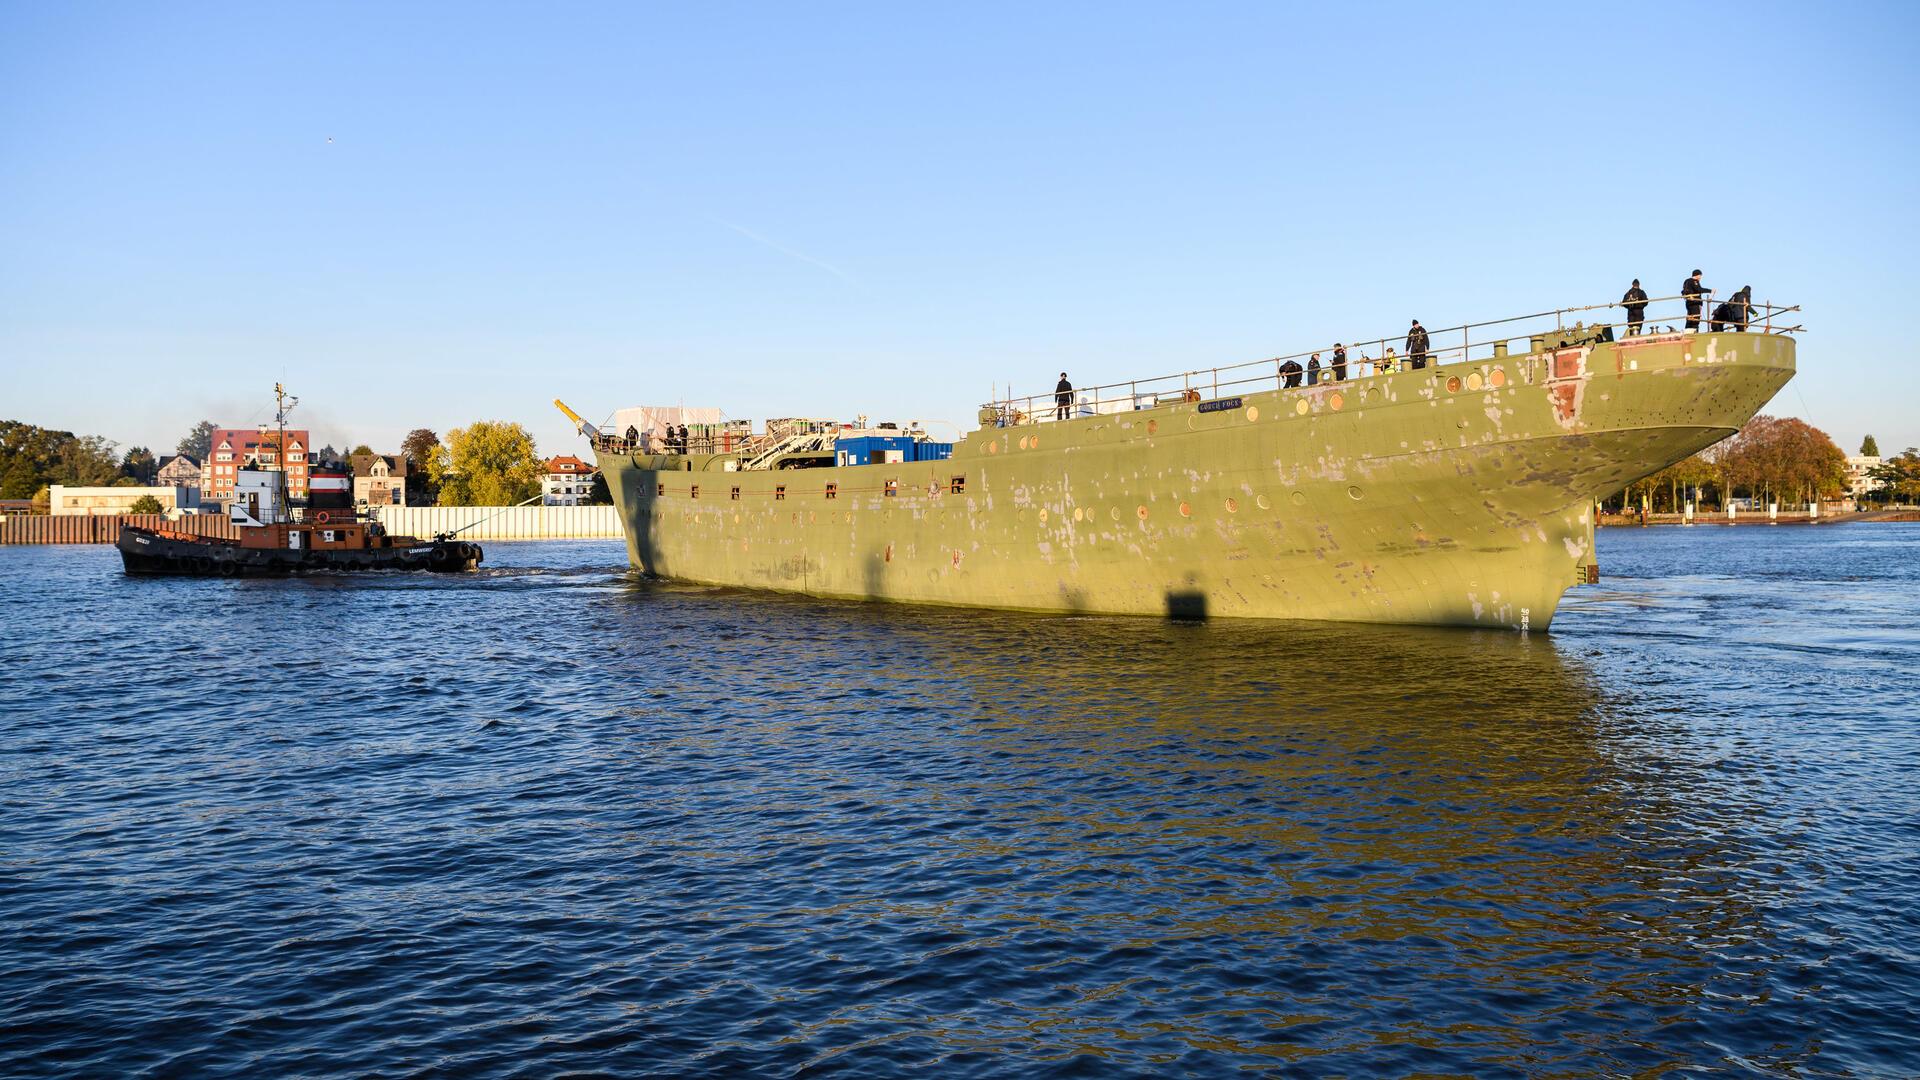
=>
[982,293,1800,424]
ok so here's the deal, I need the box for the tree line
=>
[1604,415,1855,513]
[3,417,606,510]
[1,420,160,504]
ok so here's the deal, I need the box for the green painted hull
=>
[595,332,1793,629]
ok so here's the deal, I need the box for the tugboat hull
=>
[117,526,481,576]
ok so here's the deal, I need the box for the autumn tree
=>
[177,420,217,460]
[399,428,440,504]
[433,421,541,506]
[1711,415,1847,507]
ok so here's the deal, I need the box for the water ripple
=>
[1,527,1917,1076]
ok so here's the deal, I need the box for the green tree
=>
[350,443,374,458]
[588,472,612,505]
[177,420,217,460]
[121,446,158,484]
[126,494,164,515]
[1,457,38,499]
[1861,434,1879,457]
[1868,449,1920,505]
[55,434,122,486]
[434,421,541,506]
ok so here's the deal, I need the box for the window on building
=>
[656,483,665,497]
[775,485,786,500]
[950,476,965,494]
[825,483,837,499]
[730,486,740,501]
[884,479,898,497]
[690,485,700,499]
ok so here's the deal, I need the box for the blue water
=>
[2,525,1917,1077]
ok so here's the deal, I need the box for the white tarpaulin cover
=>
[607,406,727,435]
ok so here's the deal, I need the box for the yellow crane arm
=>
[553,398,593,439]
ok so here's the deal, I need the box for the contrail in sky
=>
[715,219,857,285]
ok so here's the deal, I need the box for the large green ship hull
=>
[596,332,1793,630]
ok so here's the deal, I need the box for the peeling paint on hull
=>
[598,333,1794,630]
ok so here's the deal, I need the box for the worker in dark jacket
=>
[1279,359,1304,388]
[1732,286,1755,331]
[1331,344,1348,381]
[1406,320,1431,369]
[1620,279,1649,335]
[1306,354,1321,386]
[1054,373,1073,420]
[1682,270,1710,331]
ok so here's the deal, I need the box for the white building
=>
[48,485,201,516]
[542,456,598,506]
[1846,455,1884,499]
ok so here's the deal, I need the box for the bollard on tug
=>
[117,385,482,577]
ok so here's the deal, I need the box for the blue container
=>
[913,441,954,462]
[835,436,916,467]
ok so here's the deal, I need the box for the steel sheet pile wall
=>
[0,515,240,545]
[377,505,622,540]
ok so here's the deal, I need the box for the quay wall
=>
[0,507,621,544]
[0,514,239,545]
[378,505,621,540]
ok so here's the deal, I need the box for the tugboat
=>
[118,384,482,577]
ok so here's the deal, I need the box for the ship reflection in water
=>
[2,528,1914,1076]
[629,589,1806,1075]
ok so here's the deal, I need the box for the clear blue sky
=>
[3,1,1916,459]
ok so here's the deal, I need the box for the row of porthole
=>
[1445,368,1508,393]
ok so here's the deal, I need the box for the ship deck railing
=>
[980,293,1800,426]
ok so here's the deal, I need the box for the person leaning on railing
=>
[1331,344,1348,381]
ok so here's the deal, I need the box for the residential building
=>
[157,454,201,489]
[350,453,409,508]
[542,455,598,506]
[49,485,201,516]
[201,427,311,502]
[1846,455,1884,499]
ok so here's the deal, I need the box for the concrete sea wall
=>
[0,514,239,545]
[377,505,622,540]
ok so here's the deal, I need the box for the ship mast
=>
[272,383,298,521]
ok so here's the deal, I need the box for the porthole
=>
[1245,405,1259,422]
[1224,497,1239,513]
[1446,376,1462,393]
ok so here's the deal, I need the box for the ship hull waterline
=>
[596,332,1793,630]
